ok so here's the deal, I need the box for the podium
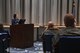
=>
[10,24,34,48]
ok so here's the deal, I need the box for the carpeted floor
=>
[7,41,44,53]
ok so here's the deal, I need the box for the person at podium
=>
[11,14,19,25]
[60,13,80,35]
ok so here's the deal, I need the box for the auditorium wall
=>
[0,0,80,26]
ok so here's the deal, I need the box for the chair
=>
[10,24,34,48]
[42,34,54,53]
[58,35,80,53]
[0,30,10,53]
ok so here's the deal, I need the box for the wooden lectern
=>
[10,24,34,48]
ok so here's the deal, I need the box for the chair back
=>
[59,35,80,53]
[42,34,54,51]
